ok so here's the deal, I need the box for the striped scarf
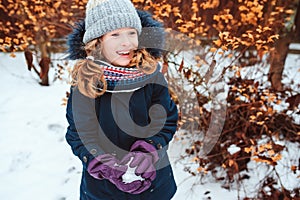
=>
[102,64,147,82]
[94,60,158,93]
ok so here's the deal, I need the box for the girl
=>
[65,0,178,199]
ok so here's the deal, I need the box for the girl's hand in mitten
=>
[121,140,159,181]
[87,154,127,180]
[110,177,151,194]
[121,152,156,180]
[109,156,152,194]
[130,140,159,163]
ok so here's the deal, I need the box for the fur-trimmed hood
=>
[67,10,165,60]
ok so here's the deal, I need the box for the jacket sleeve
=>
[65,87,105,170]
[144,72,178,159]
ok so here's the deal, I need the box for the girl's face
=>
[101,27,138,67]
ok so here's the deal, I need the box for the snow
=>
[289,43,300,50]
[0,52,299,200]
[122,157,145,183]
[227,144,241,155]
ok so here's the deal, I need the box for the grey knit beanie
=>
[83,0,142,44]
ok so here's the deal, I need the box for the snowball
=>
[122,157,145,184]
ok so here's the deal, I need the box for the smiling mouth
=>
[117,51,130,56]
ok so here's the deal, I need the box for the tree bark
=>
[294,0,300,42]
[268,1,300,91]
[37,34,50,86]
[268,34,292,91]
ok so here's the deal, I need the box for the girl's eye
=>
[111,33,119,37]
[129,31,137,35]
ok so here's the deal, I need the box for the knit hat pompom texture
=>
[83,0,142,44]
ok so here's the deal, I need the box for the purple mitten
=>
[87,154,127,180]
[121,140,159,181]
[121,152,156,180]
[130,140,159,163]
[111,178,152,194]
[106,156,152,194]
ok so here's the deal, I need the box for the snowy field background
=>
[0,50,299,200]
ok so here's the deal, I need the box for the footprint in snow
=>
[48,123,65,141]
[9,152,31,172]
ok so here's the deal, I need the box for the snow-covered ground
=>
[0,51,299,200]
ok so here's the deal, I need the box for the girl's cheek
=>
[130,38,138,47]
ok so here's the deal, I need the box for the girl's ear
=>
[85,39,101,59]
[97,38,104,51]
[95,38,103,59]
[97,38,102,44]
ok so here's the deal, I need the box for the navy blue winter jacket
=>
[65,10,178,200]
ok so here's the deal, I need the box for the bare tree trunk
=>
[37,34,50,86]
[294,0,300,42]
[269,34,292,91]
[268,0,300,91]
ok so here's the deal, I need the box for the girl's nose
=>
[120,35,131,46]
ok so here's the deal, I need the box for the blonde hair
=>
[71,39,158,98]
